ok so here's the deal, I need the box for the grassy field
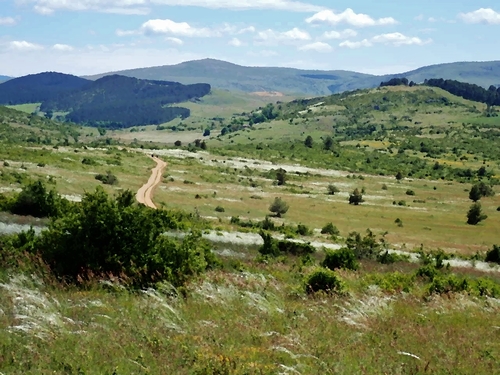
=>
[1,85,500,374]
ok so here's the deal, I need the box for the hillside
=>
[87,59,500,96]
[40,75,211,128]
[0,72,90,105]
[0,75,11,83]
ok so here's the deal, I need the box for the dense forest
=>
[0,72,90,104]
[0,73,211,128]
[425,78,500,106]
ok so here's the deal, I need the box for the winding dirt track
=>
[136,156,167,209]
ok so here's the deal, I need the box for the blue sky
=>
[1,0,500,76]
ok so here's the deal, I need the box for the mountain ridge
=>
[86,58,500,96]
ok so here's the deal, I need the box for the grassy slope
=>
[86,58,500,96]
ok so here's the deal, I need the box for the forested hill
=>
[40,75,211,128]
[0,72,90,105]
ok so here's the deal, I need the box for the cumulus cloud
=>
[339,39,372,49]
[459,8,500,24]
[321,29,357,39]
[255,27,311,45]
[306,8,397,27]
[165,37,183,45]
[340,32,430,48]
[52,43,74,51]
[19,0,324,14]
[0,17,17,26]
[140,19,218,37]
[228,37,245,47]
[371,32,430,46]
[298,41,332,52]
[8,40,44,51]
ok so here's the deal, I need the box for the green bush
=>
[82,158,97,166]
[406,189,415,196]
[377,250,409,264]
[258,231,315,257]
[305,268,345,294]
[10,180,68,218]
[485,245,500,265]
[365,272,415,293]
[321,222,340,236]
[95,171,118,185]
[346,230,381,260]
[322,248,359,271]
[32,187,214,287]
[296,224,312,236]
[428,274,469,295]
[215,206,225,213]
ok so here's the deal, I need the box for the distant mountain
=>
[0,75,11,83]
[87,59,500,96]
[0,72,91,105]
[41,75,211,128]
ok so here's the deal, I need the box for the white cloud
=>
[458,8,500,24]
[0,17,17,26]
[298,41,332,52]
[428,17,437,22]
[228,37,245,47]
[140,19,218,37]
[255,27,310,45]
[238,26,256,34]
[340,32,430,48]
[52,43,74,51]
[8,40,44,51]
[414,14,424,21]
[321,29,357,39]
[339,39,372,49]
[371,32,430,46]
[306,8,397,27]
[19,0,324,14]
[165,37,183,45]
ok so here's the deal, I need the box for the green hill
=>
[0,72,90,105]
[87,59,500,96]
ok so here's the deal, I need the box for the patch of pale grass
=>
[337,286,395,329]
[0,275,79,340]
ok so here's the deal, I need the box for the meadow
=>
[0,84,500,374]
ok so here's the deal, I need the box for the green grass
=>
[6,103,41,114]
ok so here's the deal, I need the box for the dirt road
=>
[136,156,167,209]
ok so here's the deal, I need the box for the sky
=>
[1,0,500,77]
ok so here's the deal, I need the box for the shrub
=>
[174,140,182,147]
[466,202,487,225]
[485,245,500,265]
[258,231,315,257]
[305,268,344,294]
[321,222,340,236]
[348,188,364,205]
[366,272,415,293]
[296,224,312,236]
[346,230,381,260]
[269,197,289,218]
[215,206,225,213]
[327,184,340,195]
[34,188,214,287]
[322,248,359,271]
[95,171,118,185]
[10,180,67,218]
[381,184,388,190]
[82,158,97,166]
[406,189,415,196]
[395,218,403,227]
[378,251,409,264]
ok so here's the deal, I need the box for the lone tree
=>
[276,168,287,186]
[323,136,334,151]
[327,184,340,195]
[269,197,289,218]
[469,184,482,202]
[304,135,314,148]
[395,171,404,181]
[466,202,487,225]
[348,188,364,205]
